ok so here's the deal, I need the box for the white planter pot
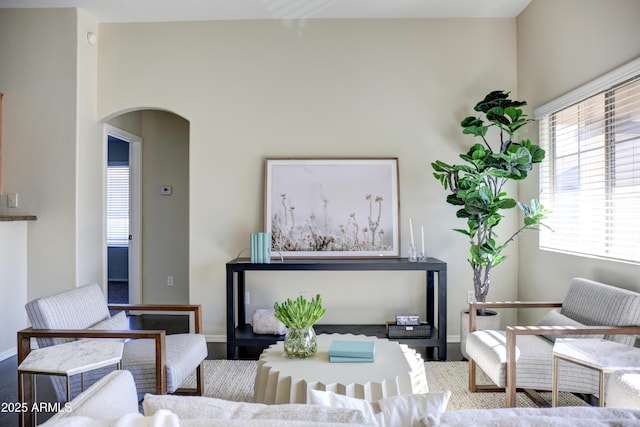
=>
[459,308,501,360]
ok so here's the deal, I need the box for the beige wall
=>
[516,0,640,323]
[0,8,81,300]
[76,9,105,287]
[141,110,189,304]
[0,222,28,358]
[98,18,519,338]
[108,111,142,136]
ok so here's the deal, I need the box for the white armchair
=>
[19,283,207,426]
[465,278,640,407]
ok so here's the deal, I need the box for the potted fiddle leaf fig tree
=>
[431,90,549,357]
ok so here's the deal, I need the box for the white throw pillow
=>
[307,389,377,425]
[536,308,605,342]
[307,389,451,427]
[142,394,367,424]
[88,311,129,341]
[89,311,128,330]
[375,392,451,427]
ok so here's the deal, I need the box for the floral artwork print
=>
[265,158,399,258]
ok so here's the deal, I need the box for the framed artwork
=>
[264,157,400,258]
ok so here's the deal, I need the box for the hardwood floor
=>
[1,315,461,426]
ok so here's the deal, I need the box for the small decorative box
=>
[386,321,431,339]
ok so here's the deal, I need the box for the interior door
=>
[106,125,141,304]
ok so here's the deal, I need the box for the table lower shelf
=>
[233,323,441,349]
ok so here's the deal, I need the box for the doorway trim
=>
[105,124,142,304]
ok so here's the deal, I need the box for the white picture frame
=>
[264,157,400,258]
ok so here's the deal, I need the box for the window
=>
[536,58,640,263]
[106,165,130,247]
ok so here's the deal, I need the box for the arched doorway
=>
[105,109,190,304]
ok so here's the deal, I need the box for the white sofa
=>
[42,370,375,427]
[607,370,640,410]
[43,370,640,427]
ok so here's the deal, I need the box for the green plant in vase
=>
[274,294,326,358]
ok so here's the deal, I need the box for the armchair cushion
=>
[466,329,600,394]
[560,278,640,346]
[536,308,605,343]
[25,283,111,348]
[124,334,207,394]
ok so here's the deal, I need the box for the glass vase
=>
[283,326,317,358]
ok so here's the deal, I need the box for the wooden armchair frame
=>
[18,303,203,427]
[468,301,640,407]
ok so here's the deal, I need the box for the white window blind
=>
[536,59,640,264]
[106,165,130,247]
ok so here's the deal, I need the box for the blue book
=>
[257,232,264,263]
[263,232,271,264]
[250,233,257,263]
[329,355,374,363]
[328,340,375,359]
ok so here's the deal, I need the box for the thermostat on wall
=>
[160,186,172,195]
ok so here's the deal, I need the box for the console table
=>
[226,257,447,360]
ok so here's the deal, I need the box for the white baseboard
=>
[0,347,16,362]
[205,335,461,344]
[205,334,227,343]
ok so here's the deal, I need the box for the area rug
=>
[424,361,587,411]
[181,359,257,402]
[180,360,589,411]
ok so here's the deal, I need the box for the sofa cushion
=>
[307,389,451,427]
[607,370,640,410]
[45,370,139,422]
[421,406,640,427]
[44,411,372,427]
[143,394,369,424]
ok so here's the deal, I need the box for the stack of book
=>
[328,340,375,363]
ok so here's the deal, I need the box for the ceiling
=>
[0,0,532,23]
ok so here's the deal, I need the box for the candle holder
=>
[418,251,428,262]
[408,244,418,262]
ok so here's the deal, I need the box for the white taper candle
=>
[409,218,415,246]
